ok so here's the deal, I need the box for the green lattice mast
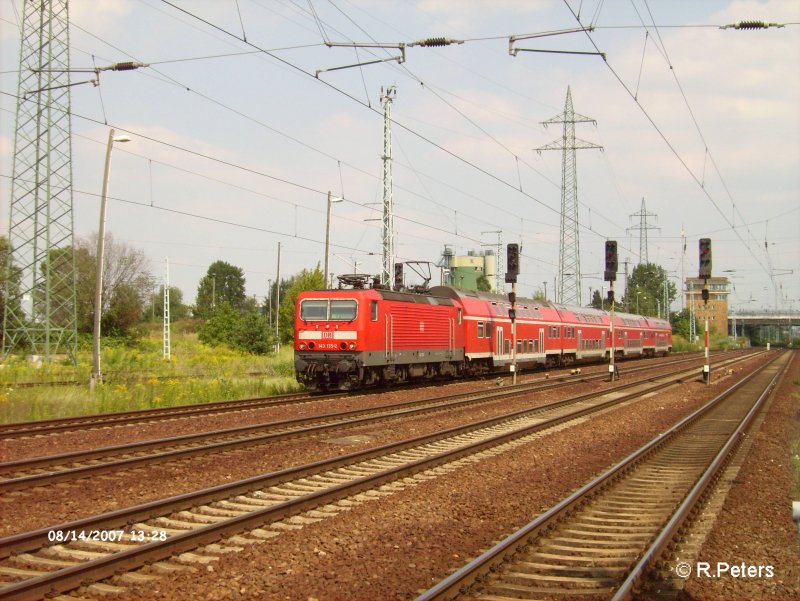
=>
[3,0,77,359]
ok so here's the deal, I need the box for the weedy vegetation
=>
[0,328,300,423]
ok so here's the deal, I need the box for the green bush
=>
[198,303,275,355]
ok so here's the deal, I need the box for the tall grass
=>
[0,329,300,423]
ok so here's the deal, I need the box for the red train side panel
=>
[294,288,464,390]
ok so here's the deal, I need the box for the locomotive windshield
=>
[300,298,357,321]
[330,299,357,320]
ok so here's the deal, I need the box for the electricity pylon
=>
[627,198,659,265]
[536,86,602,305]
[3,0,77,359]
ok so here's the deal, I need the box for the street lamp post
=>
[543,281,547,302]
[91,129,131,388]
[324,191,344,289]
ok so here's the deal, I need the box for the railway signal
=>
[505,243,519,284]
[604,241,619,381]
[698,238,712,385]
[604,241,617,282]
[505,243,520,383]
[699,238,712,279]
[393,262,404,290]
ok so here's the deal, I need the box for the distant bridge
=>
[728,311,800,339]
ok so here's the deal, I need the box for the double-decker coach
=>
[610,312,672,358]
[431,287,617,371]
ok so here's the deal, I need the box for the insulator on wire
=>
[411,37,463,47]
[721,20,783,30]
[111,61,146,71]
[736,20,768,29]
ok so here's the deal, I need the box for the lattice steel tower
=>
[627,198,659,265]
[536,87,602,305]
[380,86,396,287]
[3,0,77,358]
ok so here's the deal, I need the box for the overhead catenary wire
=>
[157,0,618,246]
[638,0,784,282]
[4,2,793,292]
[69,0,636,266]
[62,14,554,244]
[563,0,775,281]
[316,1,631,247]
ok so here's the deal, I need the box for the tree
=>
[233,310,274,354]
[590,289,603,309]
[198,302,274,354]
[198,302,241,347]
[103,283,143,336]
[476,275,492,292]
[670,309,699,340]
[278,266,325,344]
[622,263,677,317]
[144,286,190,322]
[37,234,152,336]
[34,234,152,336]
[195,261,246,318]
[82,234,153,336]
[1,236,23,333]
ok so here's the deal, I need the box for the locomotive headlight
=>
[299,342,307,350]
[349,342,356,350]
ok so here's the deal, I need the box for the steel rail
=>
[0,355,740,599]
[0,351,752,492]
[611,351,790,601]
[0,391,321,438]
[0,350,742,438]
[415,351,787,601]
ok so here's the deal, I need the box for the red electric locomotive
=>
[294,285,672,391]
[294,287,465,391]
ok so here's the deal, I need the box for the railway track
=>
[0,390,325,439]
[0,351,730,439]
[417,351,790,601]
[0,351,763,600]
[0,351,752,492]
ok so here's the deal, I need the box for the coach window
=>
[371,300,378,321]
[330,299,357,321]
[477,322,484,338]
[485,321,491,337]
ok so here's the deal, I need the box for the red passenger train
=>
[294,285,672,391]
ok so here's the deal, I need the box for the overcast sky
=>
[1,0,798,313]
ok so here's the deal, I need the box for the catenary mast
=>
[380,86,396,288]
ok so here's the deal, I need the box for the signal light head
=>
[505,243,520,284]
[699,238,712,279]
[604,240,618,281]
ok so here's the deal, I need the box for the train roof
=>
[429,285,556,310]
[429,285,670,329]
[300,287,455,306]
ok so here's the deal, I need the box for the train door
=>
[577,330,582,359]
[539,328,545,356]
[385,314,394,360]
[448,317,455,358]
[495,327,504,357]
